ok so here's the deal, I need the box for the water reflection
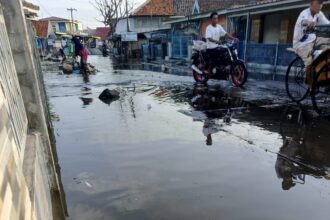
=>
[83,74,90,83]
[276,106,330,190]
[156,84,330,186]
[80,97,93,106]
[46,56,330,220]
[202,119,225,146]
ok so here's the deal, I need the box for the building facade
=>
[39,16,80,34]
[165,0,330,78]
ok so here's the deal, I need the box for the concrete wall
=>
[0,0,67,219]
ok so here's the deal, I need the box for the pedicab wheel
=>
[285,57,310,103]
[193,71,209,84]
[311,69,330,116]
[230,60,248,87]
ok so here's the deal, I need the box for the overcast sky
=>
[28,0,145,28]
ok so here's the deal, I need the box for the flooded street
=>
[44,56,330,220]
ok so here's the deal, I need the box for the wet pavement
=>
[44,56,330,220]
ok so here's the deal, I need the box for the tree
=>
[92,0,133,37]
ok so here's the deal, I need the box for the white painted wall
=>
[132,16,170,33]
[115,17,170,34]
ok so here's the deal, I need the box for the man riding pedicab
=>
[285,0,330,115]
[293,0,330,69]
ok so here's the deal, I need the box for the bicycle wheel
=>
[311,69,330,116]
[285,57,309,103]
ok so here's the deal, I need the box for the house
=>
[32,16,98,54]
[32,20,54,55]
[114,0,174,58]
[117,0,232,59]
[39,16,80,35]
[32,18,67,53]
[225,0,330,78]
[95,27,110,41]
[167,0,248,59]
[164,0,257,59]
[164,0,330,78]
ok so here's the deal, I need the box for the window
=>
[250,18,262,43]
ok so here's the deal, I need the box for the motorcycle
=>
[191,40,248,86]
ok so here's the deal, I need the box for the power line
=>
[35,0,52,16]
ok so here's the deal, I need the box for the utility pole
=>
[67,8,77,34]
[126,0,129,32]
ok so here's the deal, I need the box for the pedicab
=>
[286,24,330,116]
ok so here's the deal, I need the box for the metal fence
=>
[141,43,167,60]
[171,35,193,59]
[239,42,296,66]
[169,37,295,67]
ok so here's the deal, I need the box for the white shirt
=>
[293,8,330,48]
[205,24,227,49]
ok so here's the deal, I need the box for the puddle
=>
[44,56,330,220]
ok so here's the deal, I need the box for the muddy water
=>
[44,56,330,220]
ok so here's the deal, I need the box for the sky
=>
[28,0,145,28]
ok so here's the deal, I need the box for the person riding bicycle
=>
[293,0,330,67]
[205,12,238,69]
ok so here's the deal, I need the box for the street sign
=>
[121,32,138,42]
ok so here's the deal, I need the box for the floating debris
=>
[84,181,93,188]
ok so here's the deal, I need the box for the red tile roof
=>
[132,0,174,16]
[39,16,69,22]
[95,27,110,40]
[199,0,281,13]
[32,20,49,38]
[228,0,285,10]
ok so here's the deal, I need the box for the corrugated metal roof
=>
[39,16,70,22]
[95,27,110,40]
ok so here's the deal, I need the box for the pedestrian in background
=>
[72,37,88,76]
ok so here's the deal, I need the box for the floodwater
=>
[44,56,330,220]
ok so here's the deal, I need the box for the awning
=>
[55,32,100,39]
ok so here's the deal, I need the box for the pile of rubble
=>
[59,58,98,75]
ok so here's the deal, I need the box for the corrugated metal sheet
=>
[32,20,49,38]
